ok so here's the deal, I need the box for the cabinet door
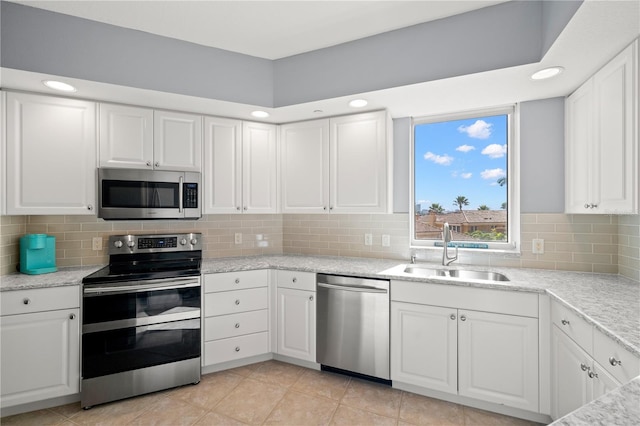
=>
[330,111,387,213]
[280,120,329,213]
[242,122,278,213]
[593,41,637,214]
[203,117,243,213]
[99,103,153,169]
[1,91,6,215]
[565,82,594,213]
[458,310,539,412]
[6,92,96,215]
[591,362,621,400]
[276,287,316,362]
[551,325,591,420]
[390,302,457,395]
[0,308,80,408]
[153,110,202,171]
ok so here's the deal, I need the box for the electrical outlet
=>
[364,233,373,246]
[92,237,103,251]
[235,233,242,244]
[532,238,544,254]
[382,234,391,247]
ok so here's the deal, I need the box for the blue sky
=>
[414,114,508,211]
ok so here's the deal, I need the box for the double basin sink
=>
[403,265,510,282]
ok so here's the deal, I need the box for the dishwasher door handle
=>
[317,282,388,294]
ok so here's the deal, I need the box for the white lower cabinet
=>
[0,287,80,409]
[391,281,539,413]
[275,271,316,363]
[202,270,270,366]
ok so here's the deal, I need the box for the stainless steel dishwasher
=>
[316,274,390,381]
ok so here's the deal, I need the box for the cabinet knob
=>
[236,206,241,211]
[588,370,599,379]
[309,295,314,301]
[235,299,240,305]
[69,313,76,320]
[561,319,570,326]
[87,204,93,211]
[146,161,152,167]
[235,323,240,329]
[580,363,590,372]
[292,278,297,283]
[329,206,334,210]
[22,298,30,305]
[154,161,159,168]
[323,207,327,211]
[235,278,240,284]
[450,314,456,320]
[584,204,590,209]
[460,315,466,321]
[243,206,248,211]
[235,346,240,352]
[609,357,623,367]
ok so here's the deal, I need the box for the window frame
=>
[410,104,521,253]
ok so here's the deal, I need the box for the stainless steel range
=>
[80,233,202,409]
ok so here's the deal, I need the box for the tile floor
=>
[1,360,544,425]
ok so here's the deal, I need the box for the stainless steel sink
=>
[403,266,509,282]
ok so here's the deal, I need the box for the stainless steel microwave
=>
[97,168,201,220]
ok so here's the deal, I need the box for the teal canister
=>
[19,234,57,275]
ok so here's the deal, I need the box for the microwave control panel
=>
[183,183,199,208]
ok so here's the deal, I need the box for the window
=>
[411,106,520,252]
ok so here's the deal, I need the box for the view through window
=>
[413,109,514,248]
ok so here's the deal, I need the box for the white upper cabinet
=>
[566,39,638,214]
[203,119,277,214]
[99,103,153,169]
[99,103,202,171]
[1,91,6,215]
[280,119,329,213]
[280,111,389,214]
[242,121,278,213]
[153,110,202,172]
[6,92,97,215]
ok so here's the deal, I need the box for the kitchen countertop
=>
[1,253,639,424]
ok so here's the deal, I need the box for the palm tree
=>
[477,205,490,210]
[453,196,469,211]
[428,203,445,214]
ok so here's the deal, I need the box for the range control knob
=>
[114,240,123,248]
[190,238,198,245]
[127,240,136,248]
[180,238,187,246]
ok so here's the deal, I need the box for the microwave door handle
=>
[178,176,184,213]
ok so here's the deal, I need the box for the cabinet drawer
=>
[391,280,538,318]
[205,287,268,316]
[205,309,268,341]
[593,328,640,384]
[204,332,269,365]
[204,270,268,293]
[276,270,315,291]
[551,301,593,353]
[1,286,80,316]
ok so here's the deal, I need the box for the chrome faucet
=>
[442,222,458,266]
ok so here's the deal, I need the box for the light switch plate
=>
[92,237,102,251]
[364,233,373,246]
[532,238,544,254]
[235,233,242,244]
[382,234,391,247]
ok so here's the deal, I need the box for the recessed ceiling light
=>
[42,80,77,92]
[348,99,368,108]
[251,110,270,118]
[530,66,564,80]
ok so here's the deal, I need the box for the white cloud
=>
[481,144,507,158]
[460,172,473,179]
[424,151,453,166]
[456,144,475,153]
[480,168,506,179]
[458,120,492,139]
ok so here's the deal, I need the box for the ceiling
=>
[3,0,639,123]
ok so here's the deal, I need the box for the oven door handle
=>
[83,277,200,296]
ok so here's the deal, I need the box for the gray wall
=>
[392,97,566,214]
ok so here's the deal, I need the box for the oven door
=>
[82,277,201,380]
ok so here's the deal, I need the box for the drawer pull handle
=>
[561,319,570,326]
[235,299,240,305]
[450,314,456,320]
[609,357,622,367]
[460,315,467,321]
[69,313,76,320]
[580,363,590,372]
[235,323,240,329]
[235,346,240,352]
[235,278,240,284]
[23,298,31,305]
[588,370,599,379]
[292,278,297,283]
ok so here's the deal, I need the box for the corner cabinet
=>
[566,39,638,214]
[203,118,277,214]
[6,92,97,215]
[0,286,80,410]
[99,103,202,172]
[280,111,389,213]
